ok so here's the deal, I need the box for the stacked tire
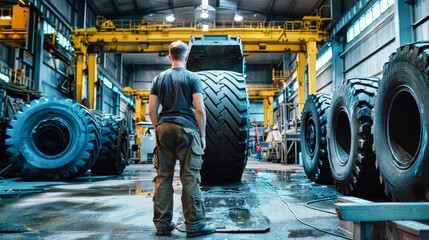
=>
[373,42,429,201]
[90,110,130,175]
[5,98,101,180]
[300,93,332,184]
[198,70,250,185]
[327,77,383,197]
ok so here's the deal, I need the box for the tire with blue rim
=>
[5,97,101,180]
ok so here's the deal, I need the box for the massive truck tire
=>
[374,42,429,201]
[90,111,130,175]
[327,77,383,196]
[300,93,332,184]
[197,70,249,185]
[5,97,101,180]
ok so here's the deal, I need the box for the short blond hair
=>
[169,40,188,60]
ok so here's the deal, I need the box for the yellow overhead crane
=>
[247,85,280,128]
[72,6,331,130]
[0,4,28,48]
[123,87,150,158]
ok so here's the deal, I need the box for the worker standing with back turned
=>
[149,40,216,237]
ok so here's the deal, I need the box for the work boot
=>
[155,222,176,236]
[186,224,216,238]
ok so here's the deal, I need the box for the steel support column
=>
[297,52,306,114]
[75,54,86,103]
[268,96,274,127]
[87,53,98,109]
[307,41,317,95]
[394,0,414,46]
[332,37,344,90]
[263,98,268,128]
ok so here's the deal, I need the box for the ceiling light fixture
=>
[201,10,209,18]
[234,13,243,22]
[202,24,209,32]
[166,14,175,22]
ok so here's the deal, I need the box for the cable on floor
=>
[305,198,338,215]
[260,180,352,240]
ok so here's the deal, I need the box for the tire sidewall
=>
[300,97,322,175]
[375,60,429,190]
[8,99,88,171]
[327,82,358,181]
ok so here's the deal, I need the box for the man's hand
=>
[193,93,206,151]
[200,137,206,151]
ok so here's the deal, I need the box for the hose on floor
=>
[305,198,338,215]
[260,180,352,240]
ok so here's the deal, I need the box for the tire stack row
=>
[4,97,129,180]
[301,42,429,201]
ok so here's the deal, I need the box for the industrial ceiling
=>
[90,0,324,66]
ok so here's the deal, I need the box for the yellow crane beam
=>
[0,5,28,48]
[72,6,332,123]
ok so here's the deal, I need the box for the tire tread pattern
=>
[197,71,249,184]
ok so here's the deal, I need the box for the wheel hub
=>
[305,117,316,156]
[33,118,71,156]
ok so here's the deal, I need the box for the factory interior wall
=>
[39,51,69,98]
[131,65,170,90]
[249,101,264,123]
[414,0,429,40]
[344,7,396,79]
[316,62,333,93]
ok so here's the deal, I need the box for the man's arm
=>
[192,93,206,150]
[149,94,160,129]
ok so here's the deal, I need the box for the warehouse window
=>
[0,72,9,82]
[278,92,284,103]
[43,21,74,52]
[346,0,395,42]
[316,46,332,71]
[99,74,134,106]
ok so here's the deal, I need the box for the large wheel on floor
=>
[300,93,332,184]
[198,70,249,185]
[90,112,130,175]
[327,77,383,196]
[5,97,101,180]
[374,42,429,201]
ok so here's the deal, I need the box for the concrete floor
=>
[0,157,346,239]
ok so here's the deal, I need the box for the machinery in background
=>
[137,121,156,164]
[123,87,151,162]
[260,125,283,163]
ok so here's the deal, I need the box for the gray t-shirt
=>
[150,67,204,130]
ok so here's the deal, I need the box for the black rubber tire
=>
[300,93,333,184]
[374,42,429,201]
[197,70,250,185]
[90,111,130,175]
[5,97,101,180]
[327,77,383,196]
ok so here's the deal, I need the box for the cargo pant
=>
[152,122,206,231]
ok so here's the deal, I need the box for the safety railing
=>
[0,8,12,18]
[96,14,330,32]
[272,69,294,82]
[247,84,276,90]
[1,65,35,90]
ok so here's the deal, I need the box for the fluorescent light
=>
[201,10,209,18]
[234,14,243,21]
[166,14,175,22]
[202,0,208,7]
[202,24,209,32]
